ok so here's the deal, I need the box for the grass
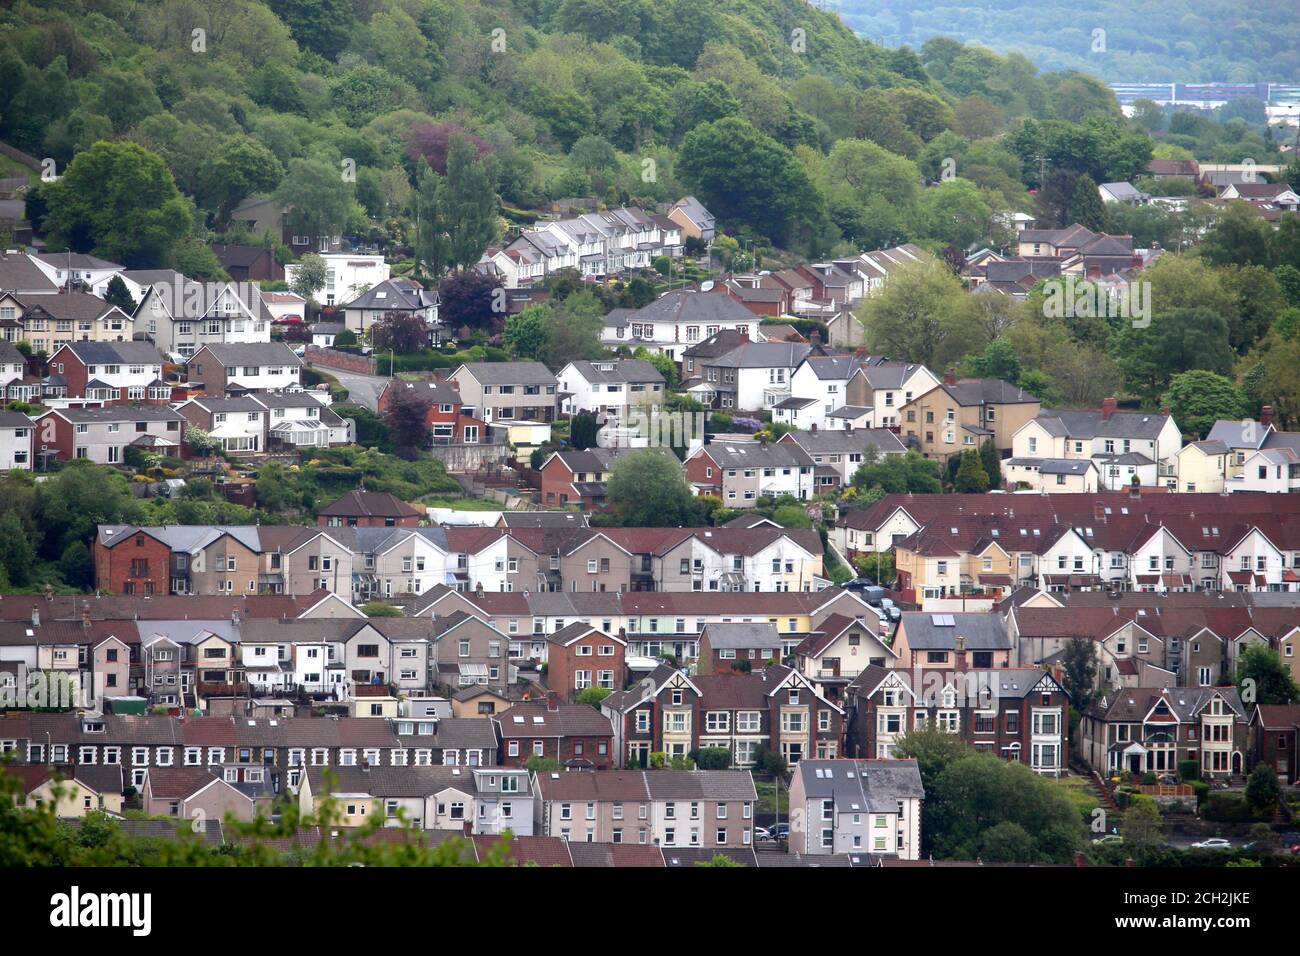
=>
[422,496,503,511]
[754,778,789,816]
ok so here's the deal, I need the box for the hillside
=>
[833,0,1300,83]
[0,0,1264,275]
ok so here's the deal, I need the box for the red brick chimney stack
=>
[1101,397,1117,421]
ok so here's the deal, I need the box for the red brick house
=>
[843,665,1070,775]
[602,663,702,767]
[317,490,422,528]
[546,622,627,698]
[1251,704,1300,784]
[376,378,485,444]
[47,341,171,405]
[93,526,171,595]
[495,697,615,769]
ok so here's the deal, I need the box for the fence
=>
[305,345,377,375]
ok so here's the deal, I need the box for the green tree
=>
[504,305,550,361]
[290,253,329,302]
[1236,644,1300,706]
[275,157,355,245]
[1160,370,1249,439]
[41,140,193,268]
[1120,795,1163,849]
[0,510,36,586]
[267,0,355,59]
[979,440,1002,491]
[1067,173,1106,232]
[1060,637,1098,704]
[58,541,93,591]
[678,116,829,249]
[952,449,990,493]
[606,450,701,527]
[1245,765,1280,815]
[201,136,283,230]
[361,601,403,617]
[859,259,979,369]
[851,450,942,494]
[102,275,137,314]
[443,134,498,270]
[576,687,612,708]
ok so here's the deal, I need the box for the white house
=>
[176,396,267,456]
[602,291,757,362]
[29,251,124,291]
[557,359,666,419]
[0,411,33,470]
[285,253,390,307]
[1011,401,1182,488]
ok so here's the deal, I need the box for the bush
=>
[1178,760,1199,782]
[576,687,612,708]
[1203,792,1264,823]
[693,747,731,770]
[1141,772,1158,786]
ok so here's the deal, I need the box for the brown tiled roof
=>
[318,491,422,520]
[472,834,573,866]
[145,767,235,799]
[694,666,790,710]
[534,769,650,802]
[496,702,613,739]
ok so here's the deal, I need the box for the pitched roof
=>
[194,341,301,368]
[899,612,1011,651]
[318,491,422,520]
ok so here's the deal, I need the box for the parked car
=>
[754,826,773,842]
[1191,838,1232,850]
[771,823,789,841]
[1091,834,1123,845]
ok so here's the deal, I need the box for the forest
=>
[835,0,1300,83]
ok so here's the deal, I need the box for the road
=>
[316,365,390,412]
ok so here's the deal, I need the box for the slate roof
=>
[195,341,302,368]
[60,341,164,365]
[899,612,1011,651]
[496,702,614,738]
[1034,408,1171,441]
[455,361,557,386]
[342,277,437,312]
[628,290,756,326]
[794,758,924,812]
[700,622,782,650]
[565,359,664,384]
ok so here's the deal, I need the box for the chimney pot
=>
[1261,405,1273,428]
[30,606,39,627]
[943,368,957,386]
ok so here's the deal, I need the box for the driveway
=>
[316,366,390,412]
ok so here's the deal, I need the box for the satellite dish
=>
[700,280,714,292]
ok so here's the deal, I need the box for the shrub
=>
[1178,760,1199,782]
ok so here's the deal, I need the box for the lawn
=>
[754,778,789,816]
[422,496,503,511]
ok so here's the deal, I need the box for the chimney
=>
[943,368,957,386]
[618,627,626,641]
[30,606,39,628]
[954,634,967,671]
[82,610,90,630]
[738,331,750,344]
[1261,405,1273,428]
[1160,406,1169,417]
[810,422,817,432]
[1101,397,1117,421]
[475,581,484,597]
[844,422,853,435]
[809,330,820,346]
[546,690,560,712]
[854,348,866,360]
[231,609,241,626]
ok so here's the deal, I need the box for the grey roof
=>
[455,361,557,386]
[701,622,782,650]
[641,770,757,801]
[982,668,1063,700]
[795,759,924,812]
[187,396,266,413]
[825,405,872,418]
[899,612,1011,651]
[424,716,499,752]
[31,251,122,271]
[194,341,302,368]
[1006,457,1096,475]
[942,378,1038,406]
[773,396,818,410]
[97,524,262,553]
[1100,182,1149,201]
[342,277,437,312]
[781,429,907,456]
[1035,408,1170,441]
[706,342,811,369]
[0,252,57,293]
[52,406,185,424]
[629,290,756,326]
[701,442,814,470]
[1205,419,1270,450]
[565,359,664,384]
[0,411,34,429]
[60,341,164,365]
